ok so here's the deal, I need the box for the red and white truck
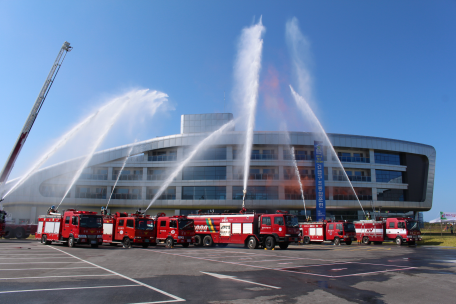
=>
[0,210,38,239]
[102,212,155,248]
[155,214,195,248]
[188,210,300,250]
[36,209,103,248]
[354,217,421,245]
[299,221,357,245]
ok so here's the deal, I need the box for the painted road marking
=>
[0,267,97,271]
[201,271,281,289]
[51,246,185,302]
[0,262,85,264]
[0,257,77,259]
[0,274,115,280]
[0,285,139,294]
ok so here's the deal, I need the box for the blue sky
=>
[0,1,454,220]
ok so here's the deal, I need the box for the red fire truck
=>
[155,215,195,248]
[0,209,38,239]
[102,212,155,248]
[188,210,300,250]
[36,209,103,248]
[300,221,357,245]
[0,210,6,237]
[354,217,421,245]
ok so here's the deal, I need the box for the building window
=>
[376,170,403,183]
[39,185,71,198]
[113,168,143,181]
[147,169,169,180]
[182,186,226,200]
[377,189,405,201]
[146,187,176,200]
[111,188,141,200]
[148,150,177,161]
[284,150,313,161]
[184,147,226,160]
[374,152,401,165]
[233,186,278,200]
[337,152,370,163]
[333,188,372,200]
[182,167,226,180]
[284,187,329,200]
[75,187,107,199]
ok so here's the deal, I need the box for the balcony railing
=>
[79,174,108,180]
[284,174,328,181]
[110,193,142,200]
[112,174,143,181]
[145,194,176,200]
[337,156,370,163]
[284,154,314,161]
[234,173,279,180]
[148,155,177,162]
[75,193,107,199]
[251,154,278,160]
[285,194,317,200]
[333,175,372,182]
[333,194,372,200]
[147,174,167,180]
[233,194,279,200]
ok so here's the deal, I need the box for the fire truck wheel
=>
[41,235,47,245]
[334,237,341,246]
[265,236,275,250]
[362,237,371,245]
[303,237,310,245]
[247,236,257,249]
[203,235,213,247]
[279,243,289,250]
[123,238,132,249]
[68,236,75,248]
[194,235,203,247]
[395,237,402,245]
[4,229,12,239]
[15,228,26,239]
[182,243,190,248]
[142,243,150,248]
[165,237,174,249]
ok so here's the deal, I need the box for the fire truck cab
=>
[300,220,357,245]
[189,210,300,250]
[355,217,421,245]
[155,215,195,248]
[36,209,103,248]
[102,212,156,248]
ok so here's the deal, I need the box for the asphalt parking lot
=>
[1,240,455,303]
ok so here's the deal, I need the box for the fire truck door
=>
[116,219,125,240]
[69,216,79,237]
[273,216,285,234]
[62,216,70,237]
[260,216,271,233]
[158,220,167,239]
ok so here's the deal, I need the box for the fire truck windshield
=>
[343,223,356,232]
[79,215,102,228]
[178,219,194,230]
[406,221,420,231]
[136,219,154,230]
[0,212,5,222]
[284,215,299,228]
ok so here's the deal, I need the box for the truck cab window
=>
[65,216,70,224]
[169,220,177,228]
[389,222,395,228]
[336,224,342,230]
[262,217,271,226]
[398,222,405,229]
[274,217,284,226]
[126,219,134,228]
[160,221,166,227]
[328,224,334,230]
[119,219,124,226]
[72,216,79,226]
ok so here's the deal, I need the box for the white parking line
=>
[0,274,115,280]
[50,247,185,302]
[0,262,85,264]
[0,267,97,271]
[0,284,139,294]
[0,257,77,259]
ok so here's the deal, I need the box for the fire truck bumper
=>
[407,235,421,241]
[284,237,299,243]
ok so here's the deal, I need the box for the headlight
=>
[97,235,103,238]
[178,236,184,239]
[285,234,291,236]
[135,237,142,239]
[78,235,87,238]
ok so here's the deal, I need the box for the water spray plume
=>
[232,17,265,203]
[106,141,137,209]
[289,85,366,217]
[145,119,236,212]
[291,147,307,218]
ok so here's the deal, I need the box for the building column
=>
[278,165,284,181]
[372,187,377,201]
[143,167,148,181]
[141,186,146,201]
[328,186,334,200]
[176,186,182,201]
[369,149,375,163]
[370,168,377,183]
[108,167,113,181]
[226,185,232,202]
[107,186,112,199]
[328,167,334,182]
[278,145,284,160]
[226,165,233,181]
[227,146,233,160]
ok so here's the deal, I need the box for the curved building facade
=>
[1,113,436,224]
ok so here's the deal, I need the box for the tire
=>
[15,228,26,239]
[194,235,203,247]
[203,235,213,247]
[247,236,257,249]
[265,236,275,250]
[362,237,371,245]
[41,235,47,245]
[4,229,12,239]
[279,243,289,250]
[334,237,341,246]
[165,237,174,249]
[345,240,352,245]
[303,237,310,245]
[91,244,98,248]
[68,236,75,248]
[395,237,402,245]
[123,238,132,249]
[142,243,150,248]
[182,243,190,248]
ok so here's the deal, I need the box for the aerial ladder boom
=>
[0,41,72,189]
